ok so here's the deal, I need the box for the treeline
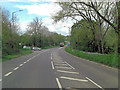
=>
[52,1,119,54]
[71,19,118,54]
[2,9,65,56]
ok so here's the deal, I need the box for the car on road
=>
[60,42,64,47]
[32,47,41,51]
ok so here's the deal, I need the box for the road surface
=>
[2,47,118,89]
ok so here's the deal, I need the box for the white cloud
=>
[15,3,61,16]
[15,2,76,36]
[42,17,74,36]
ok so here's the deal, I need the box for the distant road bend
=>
[2,47,118,89]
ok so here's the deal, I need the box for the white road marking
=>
[24,61,27,64]
[60,76,88,82]
[19,64,23,67]
[65,61,75,69]
[51,56,52,60]
[57,70,79,74]
[55,66,72,69]
[51,53,53,59]
[13,67,19,70]
[4,72,12,77]
[27,59,31,62]
[51,61,55,69]
[55,64,68,66]
[56,78,62,90]
[54,62,66,64]
[0,79,2,81]
[86,77,104,89]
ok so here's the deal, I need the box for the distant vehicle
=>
[60,42,64,47]
[23,46,31,49]
[32,47,41,51]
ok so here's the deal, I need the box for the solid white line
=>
[13,67,19,70]
[19,64,23,67]
[57,70,79,74]
[4,72,12,77]
[56,78,62,89]
[86,77,104,89]
[51,61,55,69]
[55,66,72,69]
[65,61,75,69]
[60,76,88,82]
[0,79,2,81]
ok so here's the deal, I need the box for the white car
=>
[32,47,41,51]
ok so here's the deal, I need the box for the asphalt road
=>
[2,47,118,89]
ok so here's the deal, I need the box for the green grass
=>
[41,45,59,49]
[65,46,119,68]
[2,49,33,62]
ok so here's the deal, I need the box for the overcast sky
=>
[1,0,76,36]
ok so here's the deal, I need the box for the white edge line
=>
[56,78,62,89]
[60,76,88,82]
[51,61,55,69]
[4,72,12,77]
[65,61,75,69]
[86,77,104,89]
[13,67,19,70]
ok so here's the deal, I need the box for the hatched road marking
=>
[55,66,72,69]
[65,61,75,69]
[86,77,104,90]
[60,76,88,82]
[57,70,79,74]
[56,78,62,90]
[4,72,12,77]
[55,64,68,66]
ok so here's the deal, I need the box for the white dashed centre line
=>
[4,72,12,77]
[19,64,23,67]
[60,76,88,82]
[86,77,104,90]
[51,53,52,59]
[24,61,27,64]
[57,70,79,74]
[0,79,2,81]
[51,61,55,69]
[13,67,19,70]
[56,78,62,90]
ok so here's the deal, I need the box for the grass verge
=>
[2,49,32,62]
[65,46,119,68]
[41,46,59,49]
